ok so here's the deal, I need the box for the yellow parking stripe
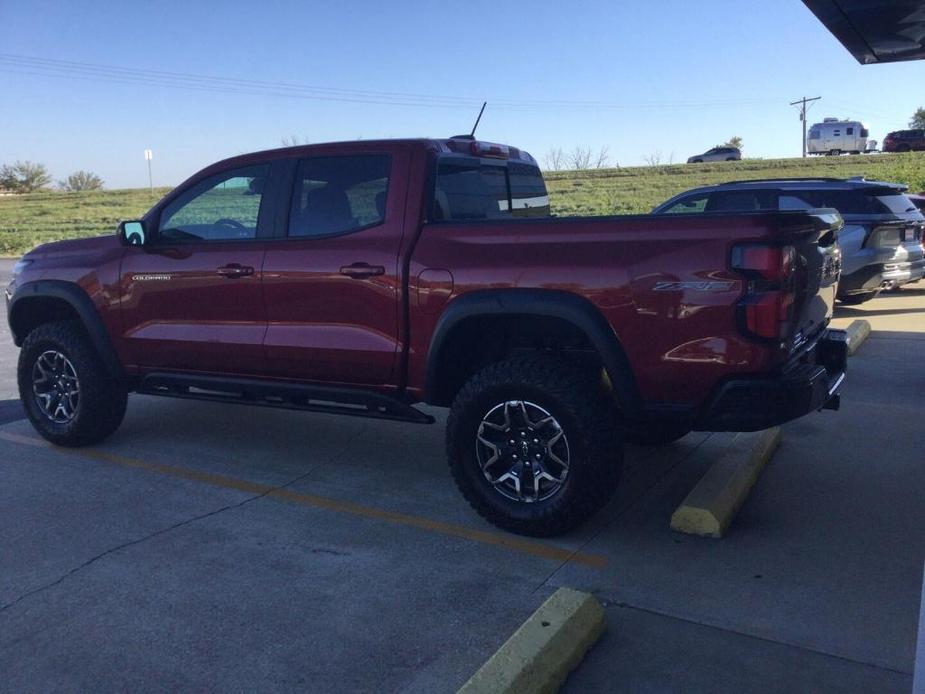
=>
[0,430,607,569]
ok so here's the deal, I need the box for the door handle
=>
[216,264,254,278]
[340,262,385,279]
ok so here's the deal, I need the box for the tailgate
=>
[777,210,843,355]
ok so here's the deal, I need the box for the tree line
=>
[544,136,744,172]
[4,109,924,190]
[0,161,103,193]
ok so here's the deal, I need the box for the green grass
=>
[0,187,171,256]
[545,152,925,216]
[1,153,924,256]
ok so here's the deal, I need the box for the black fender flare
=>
[9,280,124,378]
[423,288,642,416]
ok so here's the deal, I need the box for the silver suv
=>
[653,177,925,304]
[687,147,742,163]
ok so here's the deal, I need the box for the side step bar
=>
[137,373,435,424]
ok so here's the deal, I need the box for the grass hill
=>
[1,153,923,256]
[544,152,925,216]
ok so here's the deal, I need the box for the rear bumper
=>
[837,260,925,294]
[694,329,848,432]
[882,257,925,286]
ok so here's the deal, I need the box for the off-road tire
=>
[838,292,878,306]
[446,356,623,537]
[18,321,127,447]
[623,422,691,446]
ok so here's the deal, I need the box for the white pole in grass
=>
[144,149,153,194]
[914,562,925,694]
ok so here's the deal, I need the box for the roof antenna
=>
[469,101,487,138]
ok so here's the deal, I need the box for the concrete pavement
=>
[0,278,922,692]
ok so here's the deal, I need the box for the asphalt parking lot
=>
[1,256,922,693]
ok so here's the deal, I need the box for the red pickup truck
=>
[7,137,847,536]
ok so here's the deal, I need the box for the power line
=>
[0,53,784,112]
[790,96,821,158]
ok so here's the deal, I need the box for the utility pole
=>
[790,97,821,158]
[144,149,153,193]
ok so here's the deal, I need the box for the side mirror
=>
[118,220,147,246]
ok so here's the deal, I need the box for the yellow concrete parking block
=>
[845,319,871,356]
[458,588,605,694]
[670,427,781,538]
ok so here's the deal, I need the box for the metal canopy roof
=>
[803,0,925,63]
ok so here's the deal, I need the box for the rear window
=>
[433,157,549,221]
[871,194,921,216]
[780,190,919,216]
[508,162,551,217]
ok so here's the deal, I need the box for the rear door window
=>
[288,155,391,238]
[778,194,815,211]
[705,190,776,212]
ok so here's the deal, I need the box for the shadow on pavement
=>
[835,306,925,318]
[0,399,24,425]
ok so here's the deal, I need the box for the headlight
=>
[12,258,33,275]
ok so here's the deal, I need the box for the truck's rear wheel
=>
[18,321,127,447]
[446,356,622,537]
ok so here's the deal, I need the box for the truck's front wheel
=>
[446,356,623,537]
[18,321,128,447]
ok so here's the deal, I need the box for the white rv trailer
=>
[807,118,871,155]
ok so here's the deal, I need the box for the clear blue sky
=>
[0,0,921,188]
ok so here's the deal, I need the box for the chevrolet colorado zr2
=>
[7,137,848,536]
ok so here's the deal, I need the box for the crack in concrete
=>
[0,422,369,616]
[0,495,258,614]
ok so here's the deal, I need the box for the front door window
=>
[159,165,269,242]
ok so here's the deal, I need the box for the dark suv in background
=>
[653,178,925,304]
[883,130,925,153]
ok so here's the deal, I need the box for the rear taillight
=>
[732,245,794,283]
[732,244,796,341]
[864,224,903,248]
